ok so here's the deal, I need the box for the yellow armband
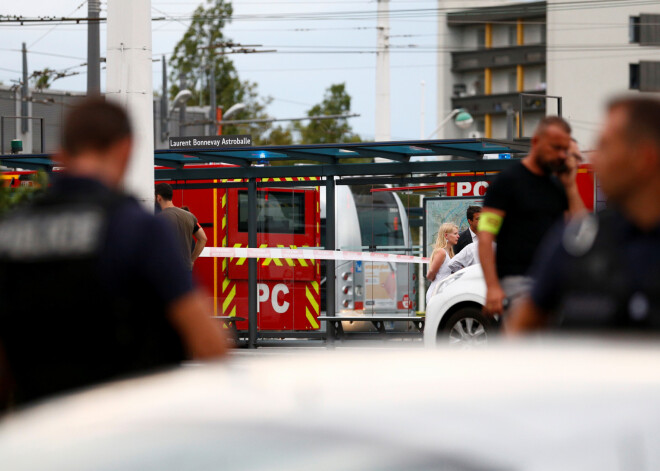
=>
[478,212,503,235]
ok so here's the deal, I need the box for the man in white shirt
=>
[454,206,481,255]
[448,240,480,274]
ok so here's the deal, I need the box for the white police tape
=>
[200,247,429,264]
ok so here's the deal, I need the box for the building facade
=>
[547,0,660,148]
[437,0,660,148]
[0,85,209,155]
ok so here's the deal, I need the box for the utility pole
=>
[375,0,391,142]
[179,74,186,137]
[21,43,28,134]
[19,42,32,153]
[208,65,217,135]
[207,36,217,135]
[161,55,168,142]
[420,80,425,139]
[87,0,101,95]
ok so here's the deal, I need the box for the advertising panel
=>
[423,197,484,257]
[364,262,397,310]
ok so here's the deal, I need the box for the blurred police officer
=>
[478,117,586,317]
[508,96,660,333]
[0,98,226,407]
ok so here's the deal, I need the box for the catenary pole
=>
[21,43,28,134]
[106,0,155,209]
[179,74,186,137]
[208,65,216,135]
[20,42,32,153]
[375,0,391,141]
[87,0,101,95]
[161,56,168,142]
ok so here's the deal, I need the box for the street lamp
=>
[163,89,193,139]
[168,89,193,118]
[223,103,246,120]
[427,108,474,139]
[217,102,246,135]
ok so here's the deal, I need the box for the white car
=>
[3,344,660,470]
[424,264,498,348]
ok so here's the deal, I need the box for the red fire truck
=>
[0,171,37,188]
[445,164,596,210]
[170,173,322,333]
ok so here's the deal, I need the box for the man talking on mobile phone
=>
[478,117,586,319]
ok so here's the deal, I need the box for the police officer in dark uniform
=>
[507,96,660,333]
[0,98,227,407]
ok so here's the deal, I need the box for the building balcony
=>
[452,91,546,117]
[447,1,546,25]
[452,45,545,73]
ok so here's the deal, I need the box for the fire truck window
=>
[351,186,405,248]
[238,191,305,234]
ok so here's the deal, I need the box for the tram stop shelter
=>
[0,138,528,348]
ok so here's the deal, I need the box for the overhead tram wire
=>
[150,0,660,22]
[0,48,85,61]
[28,0,88,49]
[5,0,660,25]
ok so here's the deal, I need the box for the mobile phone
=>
[556,162,569,174]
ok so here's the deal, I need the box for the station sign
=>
[168,135,252,149]
[446,172,498,197]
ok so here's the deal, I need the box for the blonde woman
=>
[426,223,459,304]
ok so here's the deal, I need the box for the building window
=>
[477,27,486,49]
[453,83,467,98]
[473,73,485,95]
[631,61,660,91]
[509,25,518,46]
[640,14,660,45]
[541,25,546,44]
[476,118,485,134]
[630,16,641,43]
[630,63,640,89]
[508,70,518,93]
[540,68,547,90]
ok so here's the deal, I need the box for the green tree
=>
[265,125,294,146]
[169,0,272,142]
[30,68,56,90]
[295,83,361,144]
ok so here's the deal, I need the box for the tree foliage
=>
[168,0,272,142]
[0,172,48,216]
[168,2,362,146]
[294,83,361,144]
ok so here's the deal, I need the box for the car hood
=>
[427,264,486,309]
[2,343,660,471]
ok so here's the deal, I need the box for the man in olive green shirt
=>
[155,183,207,271]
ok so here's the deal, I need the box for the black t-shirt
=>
[0,176,193,405]
[483,161,568,277]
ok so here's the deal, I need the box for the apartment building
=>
[437,0,660,147]
[547,0,660,148]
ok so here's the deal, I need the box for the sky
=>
[0,0,455,141]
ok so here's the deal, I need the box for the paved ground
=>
[228,339,424,358]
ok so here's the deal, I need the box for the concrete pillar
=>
[106,0,155,209]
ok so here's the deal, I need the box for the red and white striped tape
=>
[200,247,429,264]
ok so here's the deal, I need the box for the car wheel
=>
[440,307,492,348]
